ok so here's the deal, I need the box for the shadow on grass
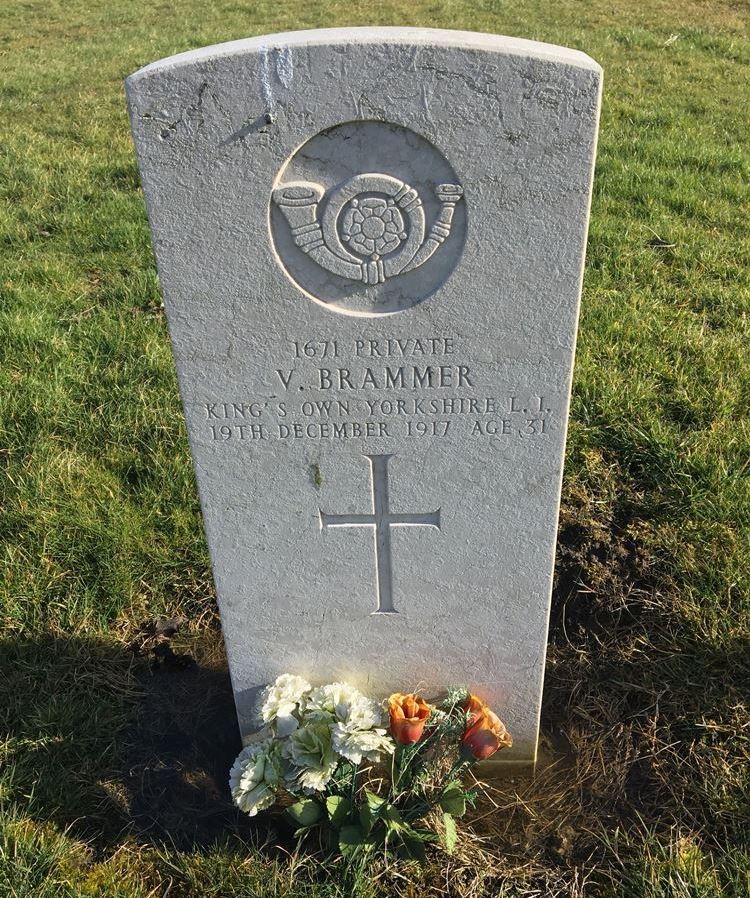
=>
[0,631,268,851]
[123,634,258,849]
[1,545,746,880]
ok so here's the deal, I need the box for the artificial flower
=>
[283,721,337,792]
[388,692,432,745]
[259,673,312,736]
[461,694,512,760]
[463,694,486,728]
[228,740,281,816]
[332,721,395,764]
[306,682,382,729]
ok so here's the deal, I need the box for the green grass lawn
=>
[1,1,749,895]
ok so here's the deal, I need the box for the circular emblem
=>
[269,121,466,316]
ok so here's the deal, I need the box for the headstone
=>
[126,27,602,765]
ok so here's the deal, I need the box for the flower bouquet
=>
[229,675,512,861]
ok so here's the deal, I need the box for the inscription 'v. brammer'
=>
[320,455,441,614]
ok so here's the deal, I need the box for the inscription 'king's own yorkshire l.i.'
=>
[126,28,602,765]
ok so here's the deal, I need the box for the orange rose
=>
[388,693,431,745]
[462,694,512,760]
[463,694,487,728]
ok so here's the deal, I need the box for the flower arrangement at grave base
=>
[229,675,512,862]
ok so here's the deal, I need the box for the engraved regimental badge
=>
[272,174,463,287]
[269,121,466,316]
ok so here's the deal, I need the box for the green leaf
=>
[439,781,467,817]
[292,824,315,839]
[339,824,365,856]
[325,795,351,828]
[443,812,457,853]
[359,799,373,835]
[286,799,323,827]
[410,826,438,843]
[364,788,385,811]
[397,830,427,865]
[381,802,406,833]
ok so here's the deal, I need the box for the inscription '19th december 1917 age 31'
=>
[205,335,555,443]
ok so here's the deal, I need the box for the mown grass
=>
[1,0,749,895]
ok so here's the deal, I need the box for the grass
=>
[1,0,749,895]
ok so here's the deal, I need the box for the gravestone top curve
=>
[127,28,601,83]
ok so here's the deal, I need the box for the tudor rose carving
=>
[272,173,463,286]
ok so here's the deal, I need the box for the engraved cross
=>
[320,454,441,614]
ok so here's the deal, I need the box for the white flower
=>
[259,674,312,736]
[332,722,395,765]
[346,697,384,730]
[229,741,281,816]
[297,764,336,792]
[306,682,393,764]
[306,682,382,729]
[283,721,337,793]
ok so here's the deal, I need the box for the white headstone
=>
[127,28,602,765]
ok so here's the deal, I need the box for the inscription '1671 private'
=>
[279,335,474,390]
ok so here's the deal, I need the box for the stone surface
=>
[126,27,602,764]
